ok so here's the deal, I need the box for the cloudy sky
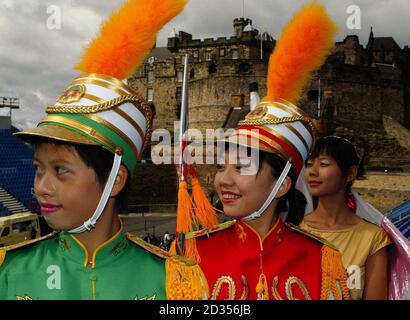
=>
[1,0,409,130]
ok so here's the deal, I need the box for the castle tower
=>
[367,26,374,66]
[233,17,252,39]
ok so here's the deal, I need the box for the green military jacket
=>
[0,228,175,300]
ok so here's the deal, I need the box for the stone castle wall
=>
[126,22,410,208]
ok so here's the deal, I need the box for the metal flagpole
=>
[178,54,189,182]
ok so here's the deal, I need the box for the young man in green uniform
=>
[0,0,208,300]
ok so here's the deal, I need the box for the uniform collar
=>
[58,221,128,268]
[234,217,286,251]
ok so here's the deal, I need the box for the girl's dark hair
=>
[307,136,364,193]
[34,141,131,212]
[258,151,306,225]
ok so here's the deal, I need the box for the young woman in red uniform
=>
[184,3,352,300]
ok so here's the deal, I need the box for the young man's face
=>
[33,143,103,230]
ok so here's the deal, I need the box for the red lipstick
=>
[40,203,62,215]
[220,191,242,204]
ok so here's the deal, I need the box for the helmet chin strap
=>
[68,152,122,234]
[241,161,292,222]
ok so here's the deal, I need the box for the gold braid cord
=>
[320,246,351,300]
[272,276,312,300]
[211,276,236,300]
[239,275,249,300]
[209,275,249,300]
[271,276,284,300]
[46,96,153,148]
[285,276,312,300]
[47,95,143,114]
[239,115,316,135]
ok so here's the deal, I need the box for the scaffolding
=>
[0,97,19,129]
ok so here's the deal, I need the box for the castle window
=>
[193,50,199,59]
[219,48,226,57]
[176,86,182,104]
[231,49,239,59]
[238,62,250,73]
[177,71,183,82]
[147,88,153,102]
[147,71,154,83]
[208,63,217,75]
[205,52,213,61]
[190,68,195,79]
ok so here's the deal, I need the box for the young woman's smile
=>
[214,149,276,219]
[220,190,242,204]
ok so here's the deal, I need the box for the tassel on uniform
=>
[176,181,200,262]
[176,181,192,235]
[256,273,270,300]
[189,166,218,229]
[0,249,5,267]
[165,258,209,300]
[191,176,218,229]
[320,246,351,300]
[169,239,177,255]
[184,238,200,263]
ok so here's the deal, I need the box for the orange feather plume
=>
[267,2,338,103]
[76,0,188,79]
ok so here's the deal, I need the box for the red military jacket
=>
[194,218,350,300]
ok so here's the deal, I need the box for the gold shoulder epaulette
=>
[126,232,196,266]
[285,223,350,300]
[126,233,210,300]
[286,223,350,299]
[185,220,236,240]
[285,222,337,250]
[0,231,59,267]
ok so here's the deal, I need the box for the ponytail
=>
[284,188,306,225]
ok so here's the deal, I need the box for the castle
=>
[127,18,410,205]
